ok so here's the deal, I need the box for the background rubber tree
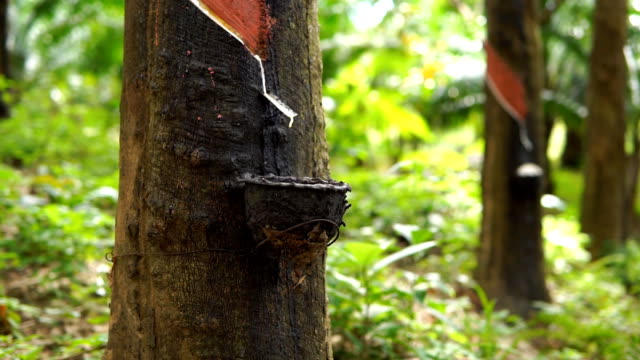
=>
[427,1,640,242]
[476,0,550,317]
[424,0,588,195]
[106,0,340,358]
[425,0,593,174]
[581,0,629,259]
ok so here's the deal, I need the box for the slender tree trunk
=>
[542,73,554,194]
[624,149,640,239]
[623,108,640,239]
[581,0,628,259]
[540,3,565,195]
[0,0,9,119]
[477,0,550,317]
[106,1,340,359]
[560,127,583,169]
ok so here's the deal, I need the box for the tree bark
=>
[477,0,550,317]
[106,1,338,359]
[580,0,628,259]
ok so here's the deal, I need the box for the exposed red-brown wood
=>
[484,41,528,124]
[200,0,271,59]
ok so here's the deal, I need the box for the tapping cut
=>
[189,0,298,126]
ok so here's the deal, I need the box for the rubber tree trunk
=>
[105,1,342,359]
[581,0,628,259]
[477,0,550,317]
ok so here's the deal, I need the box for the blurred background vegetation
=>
[1,0,640,359]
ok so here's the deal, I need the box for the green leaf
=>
[370,241,437,275]
[343,241,386,268]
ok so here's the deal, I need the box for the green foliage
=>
[325,62,432,165]
[0,77,120,172]
[0,84,118,274]
[424,76,485,128]
[2,191,114,275]
[328,139,528,360]
[327,237,518,359]
[536,252,640,359]
[0,1,118,356]
[10,0,124,83]
[0,85,115,353]
[320,0,485,166]
[0,335,45,360]
[605,241,640,296]
[328,133,640,359]
[0,295,108,359]
[537,217,640,360]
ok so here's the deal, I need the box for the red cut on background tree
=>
[484,40,532,150]
[484,41,527,123]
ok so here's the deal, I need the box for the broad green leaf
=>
[370,241,437,274]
